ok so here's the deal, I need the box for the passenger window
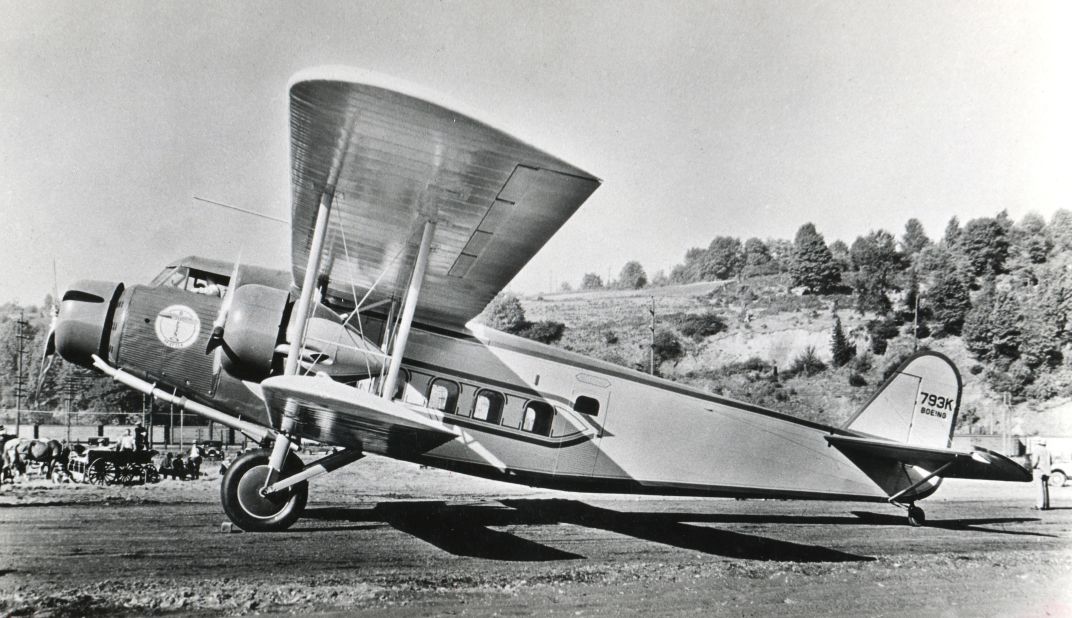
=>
[473,390,504,424]
[522,401,554,436]
[428,379,460,414]
[574,396,600,416]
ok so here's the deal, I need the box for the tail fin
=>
[844,351,961,449]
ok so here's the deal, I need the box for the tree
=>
[581,273,603,290]
[1049,209,1072,255]
[927,267,971,336]
[669,247,706,284]
[901,218,931,255]
[849,230,901,314]
[617,261,647,289]
[789,223,841,294]
[700,236,743,280]
[959,217,1009,276]
[943,216,961,247]
[962,280,996,358]
[828,240,852,272]
[830,316,855,367]
[741,237,777,276]
[485,294,527,332]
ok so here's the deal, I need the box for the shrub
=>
[517,320,566,344]
[669,312,727,341]
[652,331,684,365]
[789,346,826,377]
[848,372,868,387]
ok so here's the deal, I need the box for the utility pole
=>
[911,267,922,353]
[13,311,31,436]
[649,296,656,375]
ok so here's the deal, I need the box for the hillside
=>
[518,275,1072,436]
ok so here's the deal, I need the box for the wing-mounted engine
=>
[215,283,386,382]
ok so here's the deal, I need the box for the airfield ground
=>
[1,455,1070,617]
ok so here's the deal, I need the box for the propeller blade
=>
[206,253,242,353]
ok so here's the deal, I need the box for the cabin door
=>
[554,373,612,476]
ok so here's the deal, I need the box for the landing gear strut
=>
[221,450,307,532]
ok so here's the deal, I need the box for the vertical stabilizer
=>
[844,351,961,449]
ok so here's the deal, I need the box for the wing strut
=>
[268,189,334,482]
[381,220,437,401]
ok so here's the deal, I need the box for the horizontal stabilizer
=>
[261,375,455,455]
[827,434,1031,482]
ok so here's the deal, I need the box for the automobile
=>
[1049,458,1069,487]
[195,440,224,460]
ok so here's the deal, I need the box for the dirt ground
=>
[1,455,1070,617]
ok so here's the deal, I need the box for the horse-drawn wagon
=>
[68,448,160,485]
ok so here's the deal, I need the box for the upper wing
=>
[826,434,1031,482]
[289,67,601,329]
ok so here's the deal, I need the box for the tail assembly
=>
[826,351,1030,523]
[845,351,960,449]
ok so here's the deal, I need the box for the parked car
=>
[1049,458,1069,487]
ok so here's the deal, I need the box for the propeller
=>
[34,260,60,403]
[206,253,243,354]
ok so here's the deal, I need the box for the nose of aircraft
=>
[53,280,125,367]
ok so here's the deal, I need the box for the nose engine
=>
[54,280,125,367]
[54,278,385,386]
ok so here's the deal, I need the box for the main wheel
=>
[907,505,926,527]
[220,450,307,532]
[1048,470,1067,488]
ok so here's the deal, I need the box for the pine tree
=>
[790,223,841,294]
[830,316,855,367]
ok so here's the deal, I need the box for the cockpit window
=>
[151,266,230,298]
[152,266,188,288]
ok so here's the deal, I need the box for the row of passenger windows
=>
[392,371,599,437]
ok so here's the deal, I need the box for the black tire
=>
[220,450,307,532]
[907,505,926,527]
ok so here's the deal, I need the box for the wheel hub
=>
[235,464,292,519]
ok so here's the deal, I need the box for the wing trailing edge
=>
[826,434,1032,483]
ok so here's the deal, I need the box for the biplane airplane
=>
[46,67,1029,532]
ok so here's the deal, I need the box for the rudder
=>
[844,351,960,449]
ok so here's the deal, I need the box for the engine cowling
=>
[219,284,290,381]
[55,280,124,367]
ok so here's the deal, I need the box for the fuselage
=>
[56,257,918,505]
[386,323,892,502]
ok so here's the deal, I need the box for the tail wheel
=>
[907,505,926,527]
[221,450,307,532]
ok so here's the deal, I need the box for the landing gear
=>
[221,450,307,532]
[906,504,926,527]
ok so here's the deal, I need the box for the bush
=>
[848,372,868,387]
[789,346,826,377]
[601,330,619,345]
[671,312,727,341]
[517,320,566,344]
[652,331,684,365]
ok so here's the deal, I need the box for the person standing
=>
[117,429,136,452]
[134,422,148,451]
[1034,439,1053,510]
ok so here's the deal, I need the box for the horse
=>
[2,438,65,481]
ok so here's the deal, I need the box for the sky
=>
[1,0,1069,305]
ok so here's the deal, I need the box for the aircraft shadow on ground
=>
[300,499,921,562]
